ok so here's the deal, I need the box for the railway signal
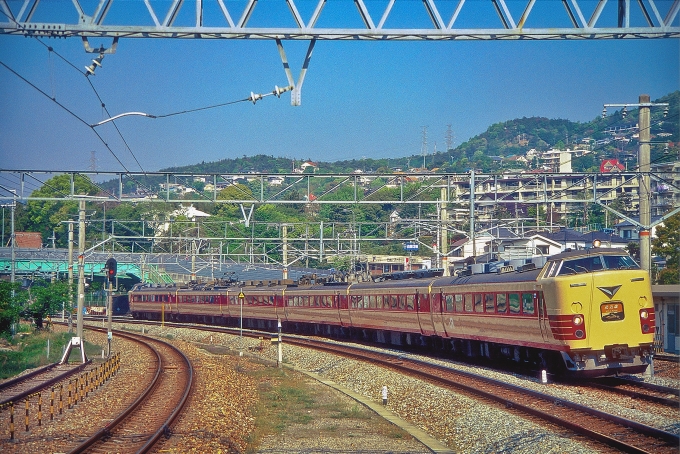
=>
[105,258,117,283]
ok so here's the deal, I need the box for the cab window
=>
[558,256,604,275]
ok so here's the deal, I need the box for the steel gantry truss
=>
[2,168,679,275]
[1,0,678,104]
[2,168,679,226]
[2,0,678,39]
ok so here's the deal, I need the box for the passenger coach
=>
[130,248,655,376]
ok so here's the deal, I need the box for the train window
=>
[496,294,507,313]
[602,255,639,270]
[445,294,454,312]
[485,294,495,312]
[509,293,521,314]
[558,256,604,275]
[455,294,463,312]
[362,295,369,308]
[396,295,404,310]
[464,294,473,312]
[474,294,483,312]
[406,295,415,311]
[522,293,535,315]
[390,295,398,309]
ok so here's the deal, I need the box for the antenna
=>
[89,151,96,171]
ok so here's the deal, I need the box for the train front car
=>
[540,248,655,377]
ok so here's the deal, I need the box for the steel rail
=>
[286,337,679,454]
[66,327,193,454]
[0,361,91,407]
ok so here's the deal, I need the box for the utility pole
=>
[470,170,476,262]
[77,200,85,342]
[638,94,652,274]
[9,190,15,288]
[68,221,74,329]
[440,187,449,276]
[61,200,87,364]
[282,224,288,280]
[603,95,669,273]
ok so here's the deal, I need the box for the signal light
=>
[105,258,117,283]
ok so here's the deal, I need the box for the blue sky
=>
[0,1,678,173]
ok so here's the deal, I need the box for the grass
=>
[244,364,409,453]
[0,323,104,380]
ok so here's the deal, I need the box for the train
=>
[129,247,655,377]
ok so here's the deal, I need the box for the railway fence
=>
[0,353,120,440]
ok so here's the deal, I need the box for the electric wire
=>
[31,38,150,176]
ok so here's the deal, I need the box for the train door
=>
[416,290,436,336]
[432,289,448,337]
[337,291,351,327]
[667,304,679,354]
[537,292,551,342]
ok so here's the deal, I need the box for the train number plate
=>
[600,302,624,321]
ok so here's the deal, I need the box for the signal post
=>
[105,258,117,357]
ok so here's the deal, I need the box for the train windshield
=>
[557,254,639,276]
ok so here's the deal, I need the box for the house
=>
[299,161,318,173]
[171,205,211,222]
[600,159,625,173]
[14,232,42,248]
[614,217,661,241]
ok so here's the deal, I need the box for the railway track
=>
[66,328,193,454]
[104,318,678,452]
[0,362,91,408]
[285,336,679,454]
[589,377,680,408]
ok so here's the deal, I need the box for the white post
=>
[277,319,282,368]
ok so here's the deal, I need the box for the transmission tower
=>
[445,124,455,151]
[89,151,96,172]
[421,126,428,170]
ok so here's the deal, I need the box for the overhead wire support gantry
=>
[1,0,678,104]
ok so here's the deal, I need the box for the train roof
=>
[548,248,631,261]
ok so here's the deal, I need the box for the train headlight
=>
[640,310,649,320]
[573,315,584,326]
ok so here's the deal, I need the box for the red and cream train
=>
[129,248,655,376]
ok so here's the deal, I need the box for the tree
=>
[22,174,99,247]
[652,213,680,284]
[0,281,22,336]
[23,280,72,329]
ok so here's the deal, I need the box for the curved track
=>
[67,328,193,454]
[286,337,679,454]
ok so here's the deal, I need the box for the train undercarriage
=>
[132,310,652,377]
